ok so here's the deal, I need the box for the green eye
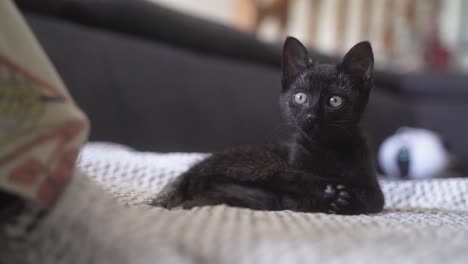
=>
[328,95,343,108]
[294,92,307,104]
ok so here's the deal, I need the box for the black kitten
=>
[151,37,384,215]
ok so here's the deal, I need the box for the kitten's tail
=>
[151,176,186,208]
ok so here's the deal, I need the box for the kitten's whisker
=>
[333,120,354,124]
[328,123,352,138]
[297,129,319,143]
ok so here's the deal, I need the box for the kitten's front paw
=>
[323,184,352,214]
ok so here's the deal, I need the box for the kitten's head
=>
[280,37,374,141]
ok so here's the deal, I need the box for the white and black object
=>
[378,127,452,180]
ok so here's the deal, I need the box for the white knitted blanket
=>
[73,142,468,263]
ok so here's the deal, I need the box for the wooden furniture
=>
[232,0,445,63]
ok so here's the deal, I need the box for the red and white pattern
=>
[0,56,88,207]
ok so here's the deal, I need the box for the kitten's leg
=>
[179,169,337,212]
[181,184,281,210]
[233,170,384,214]
[151,164,295,209]
[230,169,338,197]
[216,170,341,213]
[153,168,383,214]
[179,195,220,209]
[151,171,282,210]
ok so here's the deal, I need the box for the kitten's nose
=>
[306,114,316,124]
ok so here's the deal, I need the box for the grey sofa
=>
[16,0,468,172]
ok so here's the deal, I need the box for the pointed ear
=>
[282,37,311,86]
[339,41,374,81]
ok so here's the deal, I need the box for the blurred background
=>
[14,0,468,179]
[153,0,468,72]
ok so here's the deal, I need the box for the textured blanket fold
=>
[72,142,468,263]
[4,142,468,263]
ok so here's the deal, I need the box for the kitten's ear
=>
[339,41,374,81]
[282,36,311,86]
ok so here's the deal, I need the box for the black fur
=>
[151,37,384,215]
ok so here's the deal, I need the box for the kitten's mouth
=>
[301,120,321,134]
[299,121,351,140]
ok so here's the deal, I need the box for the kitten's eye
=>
[328,95,343,108]
[294,92,308,104]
